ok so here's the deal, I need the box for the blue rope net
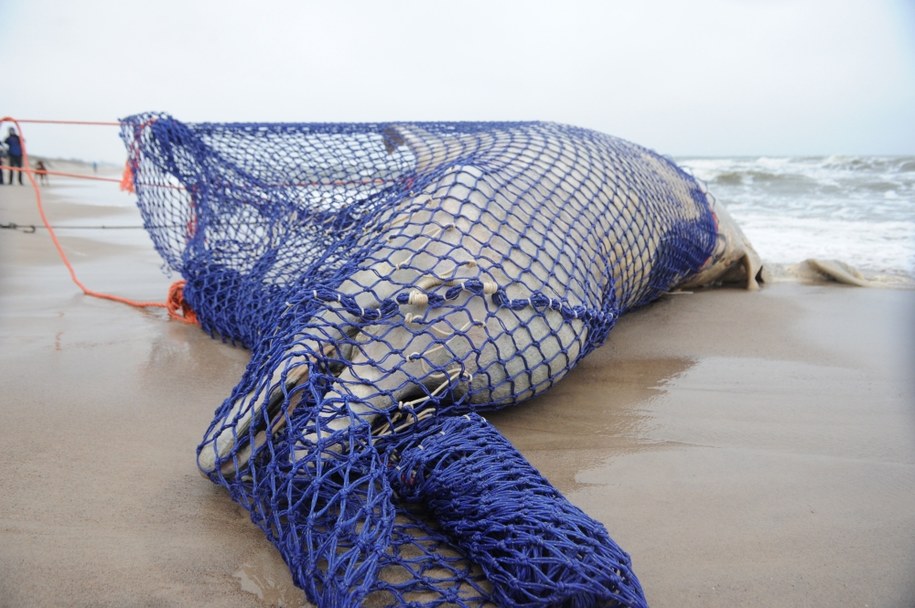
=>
[120,113,717,607]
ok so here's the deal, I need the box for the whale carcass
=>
[122,116,762,608]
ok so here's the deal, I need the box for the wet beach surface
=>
[1,174,913,606]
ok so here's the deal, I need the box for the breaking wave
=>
[678,155,915,286]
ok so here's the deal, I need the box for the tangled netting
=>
[120,113,719,607]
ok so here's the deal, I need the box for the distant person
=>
[5,127,23,185]
[35,160,49,186]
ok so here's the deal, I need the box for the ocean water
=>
[678,156,915,286]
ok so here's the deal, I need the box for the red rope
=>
[12,118,122,126]
[0,115,199,324]
[0,164,123,184]
[0,115,395,324]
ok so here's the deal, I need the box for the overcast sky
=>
[2,0,914,163]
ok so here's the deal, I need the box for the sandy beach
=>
[1,170,913,607]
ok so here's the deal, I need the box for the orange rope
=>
[12,118,122,126]
[0,165,123,184]
[0,115,199,325]
[166,280,198,324]
[1,115,394,324]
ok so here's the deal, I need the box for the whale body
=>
[198,123,762,477]
[121,115,761,607]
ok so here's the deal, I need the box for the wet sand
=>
[1,172,914,607]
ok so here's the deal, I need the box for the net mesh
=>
[120,113,718,607]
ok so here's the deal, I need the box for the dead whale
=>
[197,124,761,477]
[118,111,764,605]
[168,121,764,606]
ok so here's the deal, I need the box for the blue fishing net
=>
[120,113,718,607]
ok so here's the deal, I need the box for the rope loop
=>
[0,115,190,323]
[166,280,199,325]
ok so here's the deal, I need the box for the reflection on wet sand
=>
[488,355,695,492]
[234,547,305,607]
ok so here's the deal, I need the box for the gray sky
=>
[2,0,914,163]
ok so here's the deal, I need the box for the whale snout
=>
[679,197,764,290]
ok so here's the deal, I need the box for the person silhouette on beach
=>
[5,127,24,185]
[35,160,49,186]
